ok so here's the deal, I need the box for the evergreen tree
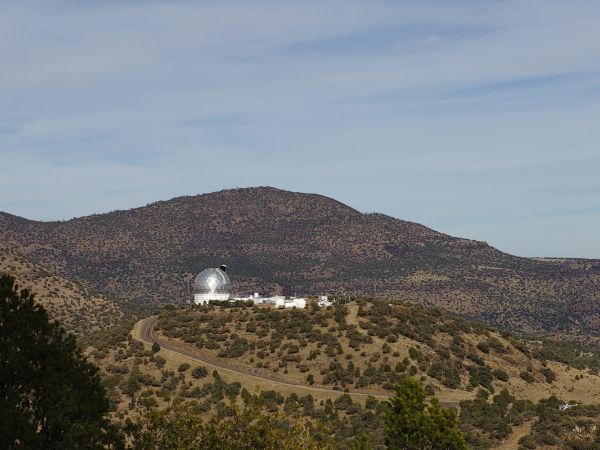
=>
[384,377,467,450]
[125,393,326,449]
[0,274,122,449]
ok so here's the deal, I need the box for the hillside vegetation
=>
[83,299,600,449]
[1,187,600,337]
[85,319,390,448]
[154,300,600,406]
[0,247,125,333]
[6,266,600,448]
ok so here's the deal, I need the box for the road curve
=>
[136,316,460,408]
[135,315,393,400]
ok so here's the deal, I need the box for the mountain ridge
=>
[2,186,599,337]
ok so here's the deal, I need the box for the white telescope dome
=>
[193,267,231,304]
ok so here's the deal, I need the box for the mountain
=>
[1,186,600,336]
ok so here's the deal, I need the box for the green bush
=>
[468,365,494,390]
[493,369,509,382]
[520,371,534,383]
[540,367,555,384]
[154,356,166,369]
[192,366,208,378]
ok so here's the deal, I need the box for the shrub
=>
[487,337,507,353]
[540,367,555,384]
[493,369,509,382]
[518,435,537,449]
[467,352,485,366]
[476,342,490,354]
[126,394,322,449]
[468,365,494,390]
[192,366,208,378]
[107,364,129,375]
[178,363,191,373]
[520,371,534,383]
[218,337,249,358]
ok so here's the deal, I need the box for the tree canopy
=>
[385,377,467,450]
[0,274,121,449]
[124,391,325,450]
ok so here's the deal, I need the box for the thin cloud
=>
[1,0,599,257]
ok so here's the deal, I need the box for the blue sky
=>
[1,0,600,258]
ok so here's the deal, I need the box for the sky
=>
[1,1,600,258]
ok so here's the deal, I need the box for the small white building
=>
[273,297,307,309]
[317,295,333,307]
[291,298,306,308]
[559,403,577,411]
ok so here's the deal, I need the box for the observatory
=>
[193,265,231,305]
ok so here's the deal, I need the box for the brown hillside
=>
[1,186,600,336]
[0,247,124,333]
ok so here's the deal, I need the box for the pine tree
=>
[0,274,122,448]
[384,377,467,449]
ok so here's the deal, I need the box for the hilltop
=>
[2,186,600,336]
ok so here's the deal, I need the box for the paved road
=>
[136,316,460,408]
[136,315,393,400]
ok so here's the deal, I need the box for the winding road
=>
[136,316,461,408]
[135,315,393,400]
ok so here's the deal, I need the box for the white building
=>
[292,298,306,308]
[193,266,231,305]
[317,295,333,307]
[279,297,306,308]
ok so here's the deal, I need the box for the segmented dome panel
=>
[194,268,231,295]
